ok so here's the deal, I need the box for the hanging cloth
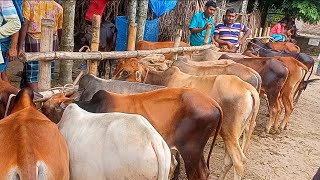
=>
[149,0,178,17]
[85,0,110,21]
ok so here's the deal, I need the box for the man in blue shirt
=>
[214,8,251,52]
[189,1,217,46]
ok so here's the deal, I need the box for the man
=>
[214,8,251,52]
[0,0,22,81]
[189,1,217,46]
[18,0,63,91]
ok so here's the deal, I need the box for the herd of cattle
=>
[0,38,317,180]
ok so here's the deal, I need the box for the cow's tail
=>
[152,137,171,180]
[294,44,301,53]
[207,106,223,169]
[306,63,314,81]
[7,161,48,180]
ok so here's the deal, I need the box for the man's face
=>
[226,12,236,24]
[205,6,216,17]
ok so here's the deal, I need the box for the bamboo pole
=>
[254,28,258,37]
[34,86,78,103]
[38,19,54,91]
[20,44,216,62]
[127,22,137,51]
[203,24,212,45]
[173,29,182,60]
[259,28,263,37]
[88,14,101,76]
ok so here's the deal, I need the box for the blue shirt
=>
[0,0,24,52]
[189,12,215,46]
[214,22,248,47]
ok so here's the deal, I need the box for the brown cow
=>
[219,54,289,134]
[0,79,19,119]
[269,42,300,53]
[0,88,69,179]
[113,58,260,180]
[42,88,223,180]
[136,40,191,60]
[172,59,262,91]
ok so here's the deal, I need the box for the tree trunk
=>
[59,0,76,84]
[241,0,249,24]
[136,0,149,42]
[128,0,137,23]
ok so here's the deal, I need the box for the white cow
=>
[58,104,172,180]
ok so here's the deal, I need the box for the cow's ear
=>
[135,71,142,82]
[60,98,75,109]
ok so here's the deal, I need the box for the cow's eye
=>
[121,70,129,77]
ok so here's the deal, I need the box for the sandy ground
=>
[6,57,320,180]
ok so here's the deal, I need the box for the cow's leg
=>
[179,146,208,180]
[273,97,283,133]
[108,59,113,79]
[242,116,257,155]
[265,92,281,134]
[219,139,246,180]
[280,89,294,131]
[218,148,233,180]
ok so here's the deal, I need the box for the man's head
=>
[279,19,287,27]
[225,8,237,25]
[204,1,217,17]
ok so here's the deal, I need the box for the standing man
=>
[189,1,217,46]
[0,0,22,81]
[18,0,63,91]
[214,8,251,52]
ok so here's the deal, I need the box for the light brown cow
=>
[0,88,69,179]
[113,58,260,180]
[136,40,191,60]
[172,59,262,91]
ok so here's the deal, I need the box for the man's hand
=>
[227,41,235,50]
[203,22,212,30]
[8,48,18,61]
[238,38,245,45]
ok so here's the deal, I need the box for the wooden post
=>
[173,29,182,60]
[38,19,54,91]
[254,28,258,37]
[136,0,149,42]
[203,24,212,45]
[127,22,137,51]
[88,14,101,75]
[266,27,271,36]
[259,28,263,37]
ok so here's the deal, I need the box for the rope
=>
[4,94,16,117]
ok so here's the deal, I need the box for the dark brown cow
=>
[0,88,69,179]
[42,88,223,180]
[112,58,261,179]
[0,79,19,119]
[219,54,289,133]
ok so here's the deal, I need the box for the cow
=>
[112,58,260,180]
[172,59,262,91]
[42,87,223,180]
[58,103,172,180]
[189,48,248,62]
[0,88,69,179]
[245,38,316,103]
[0,79,19,119]
[268,41,300,53]
[74,20,118,79]
[219,54,289,134]
[136,40,191,60]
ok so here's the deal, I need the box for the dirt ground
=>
[6,57,320,180]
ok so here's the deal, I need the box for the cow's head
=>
[41,93,75,124]
[112,58,148,82]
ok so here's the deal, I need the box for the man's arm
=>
[214,34,234,49]
[190,23,210,34]
[0,1,21,39]
[17,19,29,55]
[239,25,251,45]
[8,32,19,58]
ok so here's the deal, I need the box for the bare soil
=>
[6,57,320,180]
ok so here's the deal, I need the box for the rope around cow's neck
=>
[143,68,149,83]
[4,94,16,118]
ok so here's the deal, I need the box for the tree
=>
[59,0,76,84]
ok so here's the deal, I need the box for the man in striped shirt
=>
[214,8,251,52]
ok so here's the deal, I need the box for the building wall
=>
[295,36,320,56]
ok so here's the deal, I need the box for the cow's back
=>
[59,104,171,180]
[79,74,165,101]
[0,108,69,180]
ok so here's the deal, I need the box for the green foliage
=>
[282,0,320,23]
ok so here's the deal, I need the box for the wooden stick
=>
[38,19,54,91]
[88,14,101,76]
[127,22,137,51]
[203,24,212,45]
[20,44,216,62]
[34,85,79,103]
[173,29,182,60]
[259,28,263,37]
